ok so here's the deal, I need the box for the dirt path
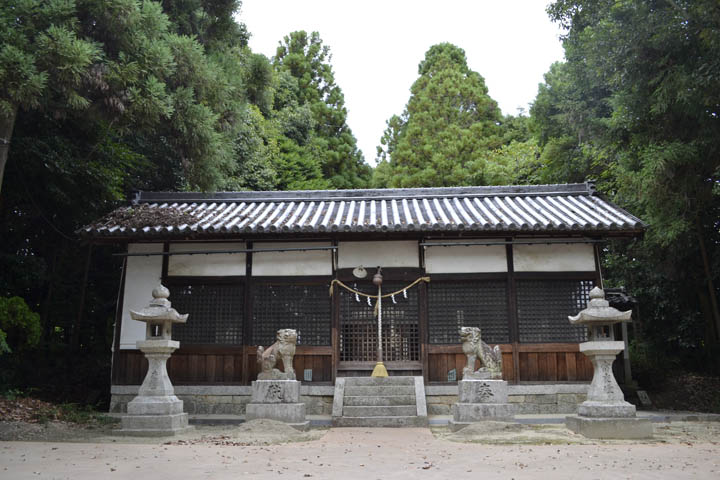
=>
[2,427,719,479]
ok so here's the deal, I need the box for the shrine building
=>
[82,182,645,415]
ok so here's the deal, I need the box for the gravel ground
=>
[1,422,719,479]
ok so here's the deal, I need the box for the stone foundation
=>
[110,385,334,415]
[427,384,589,415]
[111,383,589,416]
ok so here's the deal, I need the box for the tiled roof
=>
[82,183,645,238]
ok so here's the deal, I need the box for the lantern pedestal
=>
[119,339,191,436]
[562,288,653,439]
[117,284,191,437]
[565,341,652,438]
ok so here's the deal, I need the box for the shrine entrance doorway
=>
[336,271,423,376]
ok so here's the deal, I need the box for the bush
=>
[629,339,680,389]
[0,296,42,353]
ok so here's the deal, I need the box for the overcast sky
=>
[239,1,566,166]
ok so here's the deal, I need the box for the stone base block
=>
[458,380,508,404]
[127,396,184,415]
[250,380,300,404]
[565,415,653,439]
[245,402,306,424]
[452,402,514,423]
[577,401,636,418]
[118,413,190,437]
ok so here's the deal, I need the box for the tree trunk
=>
[697,219,720,344]
[0,105,18,195]
[71,244,93,350]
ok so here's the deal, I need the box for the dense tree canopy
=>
[272,31,370,190]
[373,44,506,187]
[0,2,370,400]
[533,0,720,374]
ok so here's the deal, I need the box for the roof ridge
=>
[133,183,594,204]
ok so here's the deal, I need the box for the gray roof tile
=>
[82,182,645,238]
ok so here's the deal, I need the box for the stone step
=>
[343,395,416,406]
[332,415,428,428]
[343,405,417,417]
[344,385,416,396]
[342,376,415,387]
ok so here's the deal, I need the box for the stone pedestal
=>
[565,341,652,439]
[450,379,514,431]
[565,415,653,439]
[119,340,191,436]
[245,380,309,431]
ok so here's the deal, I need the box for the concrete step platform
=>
[332,415,429,428]
[344,395,416,406]
[332,376,428,427]
[342,376,415,386]
[344,385,416,396]
[343,405,417,417]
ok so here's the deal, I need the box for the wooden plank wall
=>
[113,344,591,385]
[112,346,332,385]
[427,343,592,383]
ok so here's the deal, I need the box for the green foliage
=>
[273,31,370,189]
[373,43,513,187]
[0,0,100,116]
[0,329,9,355]
[0,297,41,354]
[533,0,720,376]
[0,0,271,192]
[160,0,249,51]
[0,4,374,405]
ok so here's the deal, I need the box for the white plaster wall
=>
[513,243,595,272]
[425,243,507,273]
[338,241,419,269]
[120,243,163,349]
[168,242,246,276]
[252,242,332,276]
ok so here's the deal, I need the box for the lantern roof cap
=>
[569,287,632,326]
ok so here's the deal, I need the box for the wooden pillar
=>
[242,241,253,385]
[506,241,520,384]
[419,280,429,384]
[111,254,128,385]
[331,239,339,383]
[161,242,169,279]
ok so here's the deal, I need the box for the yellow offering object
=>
[371,361,388,377]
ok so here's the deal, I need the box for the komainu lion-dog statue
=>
[257,328,298,380]
[460,326,503,380]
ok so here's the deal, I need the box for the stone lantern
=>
[565,287,652,438]
[119,284,191,436]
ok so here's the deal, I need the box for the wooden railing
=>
[426,343,593,383]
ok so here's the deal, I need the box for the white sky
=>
[239,1,566,166]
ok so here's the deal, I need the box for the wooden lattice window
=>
[516,279,592,343]
[251,283,331,346]
[168,283,244,344]
[339,282,420,362]
[428,280,510,344]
